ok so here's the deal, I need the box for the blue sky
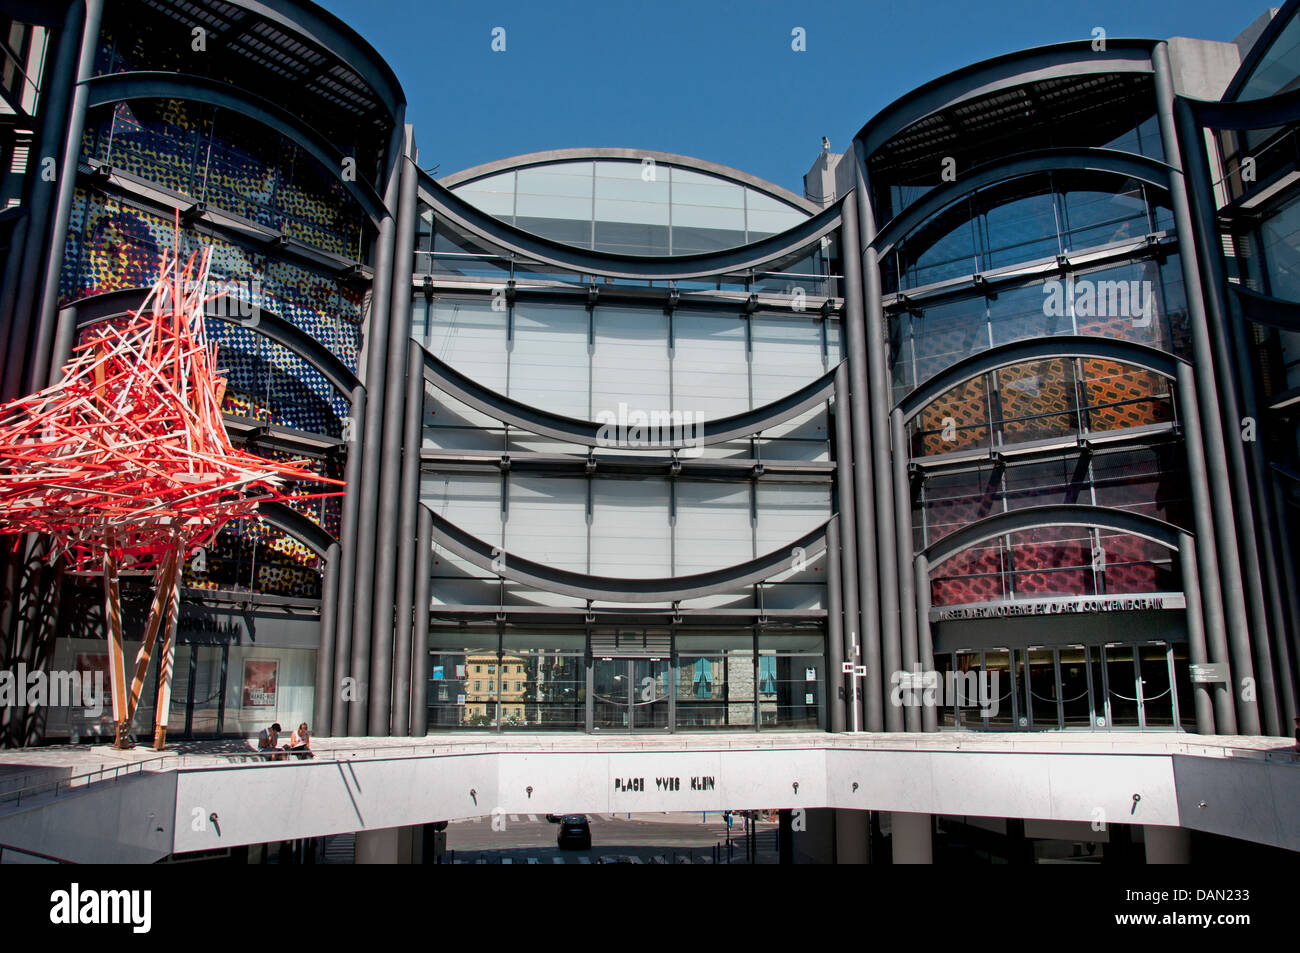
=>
[316,0,1264,193]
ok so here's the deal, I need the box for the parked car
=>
[556,814,592,850]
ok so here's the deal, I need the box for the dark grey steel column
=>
[1153,43,1259,735]
[368,126,418,736]
[392,342,424,736]
[1177,364,1236,733]
[852,157,901,731]
[330,384,366,737]
[1,0,94,400]
[410,505,432,736]
[892,407,920,731]
[1178,533,1216,735]
[914,554,938,732]
[348,114,405,736]
[1270,473,1300,727]
[832,362,865,730]
[826,514,846,733]
[314,541,341,734]
[1172,92,1285,736]
[26,0,104,396]
[841,183,883,731]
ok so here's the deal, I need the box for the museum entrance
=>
[591,657,670,731]
[933,641,1188,730]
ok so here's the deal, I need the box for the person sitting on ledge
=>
[289,722,314,760]
[258,722,287,761]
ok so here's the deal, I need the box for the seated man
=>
[289,722,314,760]
[258,722,286,761]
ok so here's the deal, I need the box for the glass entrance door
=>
[631,659,669,729]
[592,657,669,730]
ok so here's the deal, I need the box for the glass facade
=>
[451,158,810,255]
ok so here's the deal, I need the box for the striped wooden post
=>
[125,545,179,729]
[153,542,185,750]
[103,544,130,749]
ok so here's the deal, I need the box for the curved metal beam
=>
[1232,285,1300,334]
[68,287,361,395]
[1222,0,1300,102]
[418,169,843,281]
[855,40,1157,161]
[257,500,336,558]
[439,147,819,213]
[84,73,386,225]
[424,503,828,603]
[898,335,1182,422]
[871,149,1173,256]
[923,503,1182,567]
[423,347,840,448]
[234,0,405,122]
[1188,84,1300,131]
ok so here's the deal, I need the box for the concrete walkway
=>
[1,730,1295,796]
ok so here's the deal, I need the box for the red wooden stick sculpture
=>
[0,219,341,750]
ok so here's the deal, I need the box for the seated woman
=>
[289,722,314,759]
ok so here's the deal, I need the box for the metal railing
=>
[0,842,74,864]
[0,755,172,810]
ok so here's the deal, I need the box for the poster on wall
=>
[242,659,279,708]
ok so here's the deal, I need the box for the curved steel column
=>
[347,116,404,736]
[1176,365,1236,733]
[1178,533,1216,735]
[368,127,418,736]
[914,554,938,732]
[832,363,866,730]
[826,515,846,733]
[892,407,919,732]
[314,541,341,735]
[409,506,432,737]
[332,384,366,736]
[1153,43,1259,734]
[843,183,884,731]
[1174,91,1286,735]
[853,159,902,731]
[3,0,98,401]
[392,341,424,736]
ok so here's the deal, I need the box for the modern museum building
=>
[0,0,1297,864]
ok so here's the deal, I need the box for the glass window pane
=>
[591,477,670,576]
[506,476,587,572]
[592,305,669,420]
[675,481,752,572]
[509,300,589,418]
[672,309,749,417]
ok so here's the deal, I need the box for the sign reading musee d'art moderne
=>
[931,593,1187,622]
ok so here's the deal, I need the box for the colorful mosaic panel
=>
[913,377,990,455]
[60,189,360,435]
[931,543,1006,605]
[83,97,366,260]
[1007,526,1093,598]
[1080,358,1173,432]
[996,359,1076,444]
